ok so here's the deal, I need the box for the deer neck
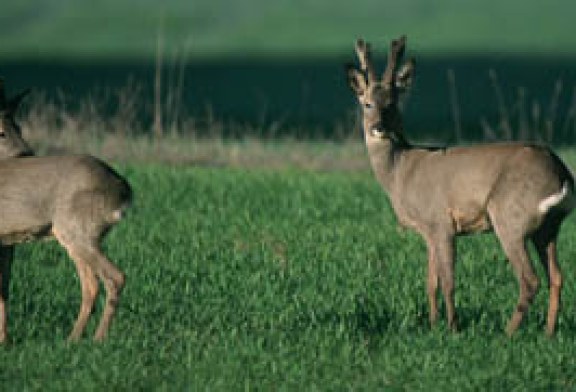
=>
[364,132,409,194]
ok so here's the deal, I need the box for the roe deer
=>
[0,80,132,342]
[346,36,575,335]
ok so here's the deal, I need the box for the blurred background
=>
[1,0,576,145]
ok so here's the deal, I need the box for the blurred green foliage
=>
[1,0,575,58]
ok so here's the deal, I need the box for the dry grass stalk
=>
[17,84,369,171]
[481,70,576,144]
[153,19,164,139]
[447,69,462,141]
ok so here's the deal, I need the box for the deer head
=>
[346,36,415,144]
[0,79,33,158]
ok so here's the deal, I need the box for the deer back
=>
[0,155,131,245]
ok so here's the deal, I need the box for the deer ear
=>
[346,64,367,96]
[396,58,415,91]
[7,89,30,115]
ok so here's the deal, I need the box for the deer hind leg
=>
[68,244,123,341]
[55,229,124,342]
[67,253,98,342]
[0,246,14,343]
[90,249,125,341]
[492,225,538,335]
[532,217,563,336]
[54,232,100,341]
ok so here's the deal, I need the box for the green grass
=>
[2,0,576,58]
[2,162,576,389]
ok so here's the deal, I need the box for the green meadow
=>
[2,161,576,390]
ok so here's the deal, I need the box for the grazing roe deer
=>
[346,36,575,335]
[0,80,132,342]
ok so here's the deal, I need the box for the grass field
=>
[2,160,576,389]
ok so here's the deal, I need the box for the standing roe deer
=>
[0,80,132,342]
[346,36,575,335]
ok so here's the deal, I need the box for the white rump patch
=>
[112,209,124,222]
[538,182,573,214]
[111,202,131,222]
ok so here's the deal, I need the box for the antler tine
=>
[355,39,377,84]
[382,35,407,86]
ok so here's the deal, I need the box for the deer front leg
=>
[0,246,14,344]
[431,234,457,331]
[425,240,439,327]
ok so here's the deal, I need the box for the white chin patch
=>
[371,129,386,138]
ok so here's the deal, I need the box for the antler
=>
[355,39,377,84]
[396,58,415,89]
[382,35,407,86]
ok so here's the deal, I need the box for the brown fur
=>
[347,37,575,335]
[0,81,132,342]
